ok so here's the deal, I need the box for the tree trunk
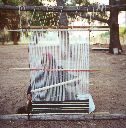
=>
[56,0,69,58]
[109,0,123,54]
[11,31,20,45]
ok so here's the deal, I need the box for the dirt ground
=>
[0,45,126,127]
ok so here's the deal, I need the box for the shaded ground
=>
[1,119,126,128]
[0,45,126,127]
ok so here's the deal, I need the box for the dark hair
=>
[41,53,56,69]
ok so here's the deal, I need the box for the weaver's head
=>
[41,52,56,69]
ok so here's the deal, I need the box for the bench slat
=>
[32,104,89,108]
[32,109,89,114]
[31,100,89,114]
[32,100,89,104]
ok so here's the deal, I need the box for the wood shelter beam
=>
[0,4,126,12]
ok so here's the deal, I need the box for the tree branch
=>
[80,13,109,24]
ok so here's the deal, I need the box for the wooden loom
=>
[27,29,91,114]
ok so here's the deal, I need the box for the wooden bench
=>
[31,100,89,114]
[92,47,109,51]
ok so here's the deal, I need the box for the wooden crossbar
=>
[31,77,83,93]
[0,5,126,11]
[7,25,110,32]
[10,68,100,72]
[18,25,110,29]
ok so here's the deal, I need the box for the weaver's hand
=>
[27,94,32,101]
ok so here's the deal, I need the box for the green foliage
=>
[2,0,23,5]
[66,0,90,6]
[0,0,3,4]
[11,0,23,5]
[74,0,90,5]
[96,27,126,40]
[29,11,58,26]
[124,29,126,34]
[24,0,43,5]
[100,32,109,38]
[119,27,126,36]
[21,0,57,27]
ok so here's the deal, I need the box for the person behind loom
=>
[27,52,77,105]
